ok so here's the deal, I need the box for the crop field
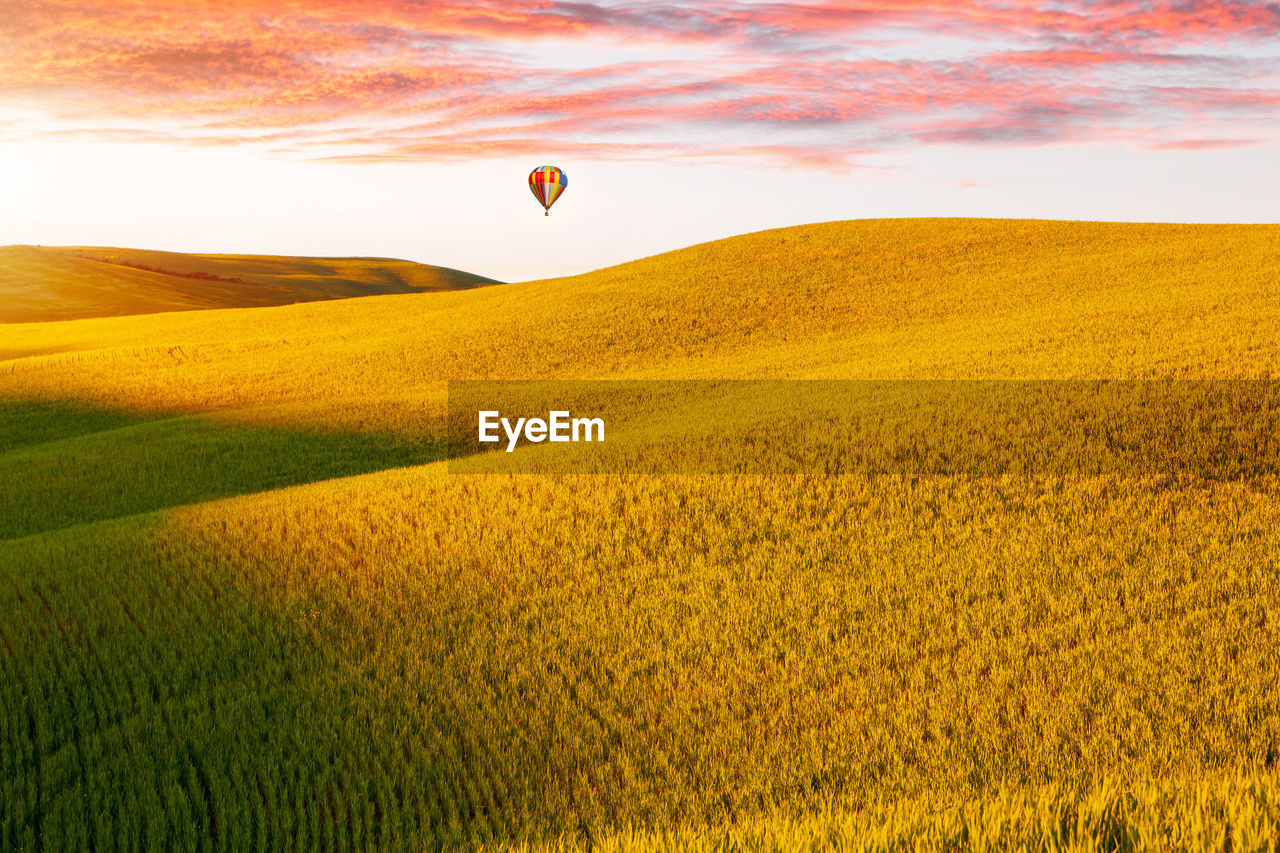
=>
[0,245,500,323]
[2,219,1279,850]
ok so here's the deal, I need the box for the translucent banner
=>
[446,380,1280,477]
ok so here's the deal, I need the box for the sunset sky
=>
[2,0,1278,281]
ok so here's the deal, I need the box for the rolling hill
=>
[0,245,500,323]
[1,219,1279,850]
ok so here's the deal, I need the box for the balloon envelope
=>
[529,166,567,215]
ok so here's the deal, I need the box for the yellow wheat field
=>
[2,219,1279,850]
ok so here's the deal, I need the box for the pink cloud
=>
[0,0,1277,168]
[1146,138,1262,151]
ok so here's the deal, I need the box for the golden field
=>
[1,219,1279,850]
[0,245,499,323]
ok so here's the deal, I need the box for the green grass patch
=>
[0,398,446,540]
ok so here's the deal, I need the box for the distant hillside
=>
[0,245,500,322]
[4,220,1277,419]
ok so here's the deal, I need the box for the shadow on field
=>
[1,512,504,851]
[0,398,573,849]
[0,397,448,540]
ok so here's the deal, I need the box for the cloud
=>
[1,0,1277,168]
[1145,137,1262,151]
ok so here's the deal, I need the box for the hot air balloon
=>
[528,165,567,216]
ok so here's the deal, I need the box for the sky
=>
[1,0,1278,282]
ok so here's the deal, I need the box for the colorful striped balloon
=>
[528,165,567,216]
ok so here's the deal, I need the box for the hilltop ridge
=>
[0,245,500,322]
